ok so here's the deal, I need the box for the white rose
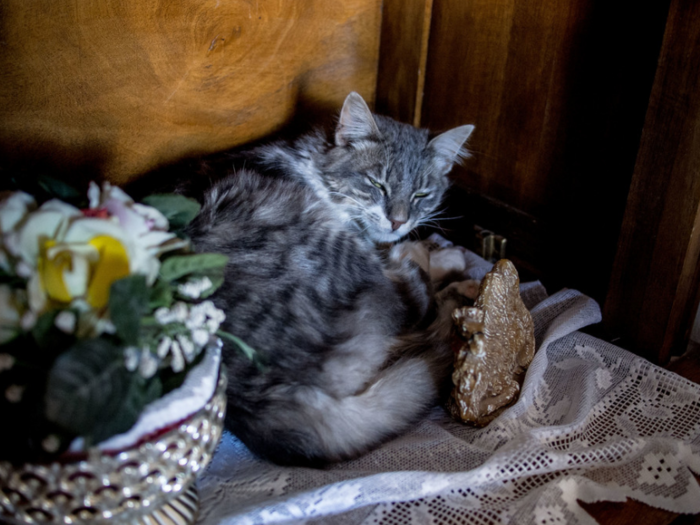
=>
[0,191,37,273]
[0,191,36,234]
[29,216,148,310]
[86,182,187,279]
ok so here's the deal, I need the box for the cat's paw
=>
[428,247,467,284]
[439,279,481,301]
[455,279,481,300]
[388,241,431,275]
[431,280,478,340]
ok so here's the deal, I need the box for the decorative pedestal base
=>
[133,485,198,525]
[0,374,226,524]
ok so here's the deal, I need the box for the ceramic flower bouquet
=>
[0,179,247,464]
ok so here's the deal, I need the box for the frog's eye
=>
[368,177,385,193]
[413,192,430,199]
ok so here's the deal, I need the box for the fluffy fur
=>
[186,93,474,465]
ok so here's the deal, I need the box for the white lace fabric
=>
[196,268,700,524]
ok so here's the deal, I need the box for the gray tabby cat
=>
[186,92,474,465]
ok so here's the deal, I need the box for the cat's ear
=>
[335,92,381,147]
[428,125,475,170]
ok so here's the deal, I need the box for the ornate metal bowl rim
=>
[0,369,227,524]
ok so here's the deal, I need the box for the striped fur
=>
[186,93,474,465]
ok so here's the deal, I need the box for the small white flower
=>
[206,318,222,334]
[177,276,213,299]
[170,341,185,373]
[199,300,214,315]
[204,301,226,323]
[99,319,116,335]
[5,384,25,403]
[200,276,213,291]
[87,181,101,209]
[138,350,159,379]
[15,261,33,279]
[191,328,210,347]
[177,334,196,362]
[177,282,198,299]
[186,309,206,331]
[54,310,76,334]
[20,310,37,331]
[124,346,140,372]
[42,434,61,453]
[154,307,172,325]
[156,336,172,358]
[0,354,15,372]
[171,302,188,323]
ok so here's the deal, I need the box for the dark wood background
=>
[378,0,700,365]
[0,0,381,184]
[2,0,700,365]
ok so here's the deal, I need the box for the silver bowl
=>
[0,371,227,524]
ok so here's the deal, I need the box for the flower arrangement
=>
[0,178,249,464]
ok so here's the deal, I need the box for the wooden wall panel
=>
[0,0,381,184]
[414,0,669,303]
[604,0,700,363]
[375,0,433,127]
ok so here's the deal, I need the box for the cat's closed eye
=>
[367,177,386,193]
[413,192,430,199]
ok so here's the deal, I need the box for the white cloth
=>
[196,252,700,525]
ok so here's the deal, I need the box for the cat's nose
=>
[391,219,406,231]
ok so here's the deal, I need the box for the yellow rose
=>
[38,235,130,309]
[18,210,142,313]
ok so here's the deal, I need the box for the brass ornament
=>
[449,260,535,426]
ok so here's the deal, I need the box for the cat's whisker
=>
[328,191,367,210]
[422,206,462,222]
[416,212,463,227]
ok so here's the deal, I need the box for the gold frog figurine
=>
[449,259,535,426]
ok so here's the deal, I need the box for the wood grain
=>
[414,0,668,304]
[581,499,680,525]
[375,0,433,127]
[603,0,700,363]
[0,0,382,184]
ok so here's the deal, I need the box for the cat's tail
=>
[228,293,462,466]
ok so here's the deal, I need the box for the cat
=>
[185,92,475,465]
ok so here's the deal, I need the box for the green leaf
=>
[217,331,259,363]
[32,311,58,350]
[197,273,224,298]
[148,278,173,309]
[109,275,149,346]
[36,175,82,202]
[45,340,161,443]
[141,194,201,230]
[94,373,161,444]
[159,253,229,282]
